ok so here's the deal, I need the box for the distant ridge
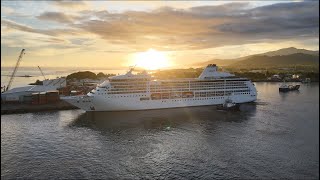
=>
[194,47,319,68]
[260,47,319,56]
[228,53,319,69]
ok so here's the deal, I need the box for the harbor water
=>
[1,82,319,179]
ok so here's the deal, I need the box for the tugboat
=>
[216,98,240,111]
[289,84,300,90]
[279,83,290,92]
[279,81,300,92]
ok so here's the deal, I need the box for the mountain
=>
[228,53,319,69]
[194,47,319,68]
[260,47,319,56]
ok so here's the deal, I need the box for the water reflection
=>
[68,104,257,133]
[2,82,318,179]
[279,90,300,100]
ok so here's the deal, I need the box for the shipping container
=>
[32,93,40,105]
[23,95,33,104]
[39,92,47,104]
[46,90,59,103]
[5,95,20,102]
[58,87,71,96]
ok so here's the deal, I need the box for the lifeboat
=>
[151,93,161,100]
[182,91,194,98]
[170,92,181,98]
[161,93,170,99]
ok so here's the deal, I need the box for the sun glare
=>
[133,49,170,70]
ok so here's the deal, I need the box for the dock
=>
[1,101,78,115]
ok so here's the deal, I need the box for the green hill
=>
[66,71,98,80]
[228,53,319,69]
[195,47,319,69]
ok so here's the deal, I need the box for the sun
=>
[133,49,170,70]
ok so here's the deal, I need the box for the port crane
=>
[4,49,26,92]
[38,66,47,80]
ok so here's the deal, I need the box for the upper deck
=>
[109,67,151,82]
[107,64,247,83]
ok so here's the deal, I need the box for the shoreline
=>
[1,101,78,115]
[252,80,318,82]
[1,81,317,115]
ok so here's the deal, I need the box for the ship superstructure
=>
[62,64,257,111]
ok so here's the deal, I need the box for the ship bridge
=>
[109,68,151,81]
[198,64,235,79]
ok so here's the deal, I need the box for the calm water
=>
[1,83,319,179]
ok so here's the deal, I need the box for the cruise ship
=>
[62,64,257,111]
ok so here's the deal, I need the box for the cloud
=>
[72,9,221,50]
[2,1,319,52]
[1,6,14,14]
[37,12,76,24]
[215,2,319,37]
[1,19,79,36]
[51,0,89,10]
[66,1,318,51]
[189,2,251,18]
[1,6,32,18]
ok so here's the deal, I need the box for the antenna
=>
[127,64,137,74]
[130,64,137,69]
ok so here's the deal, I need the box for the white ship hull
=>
[61,64,257,112]
[62,93,256,112]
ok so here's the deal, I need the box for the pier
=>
[1,101,78,115]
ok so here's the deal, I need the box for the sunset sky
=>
[1,0,319,69]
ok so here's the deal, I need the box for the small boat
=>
[279,83,290,92]
[301,78,311,84]
[289,85,300,90]
[279,81,300,92]
[217,98,240,111]
[18,75,32,77]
